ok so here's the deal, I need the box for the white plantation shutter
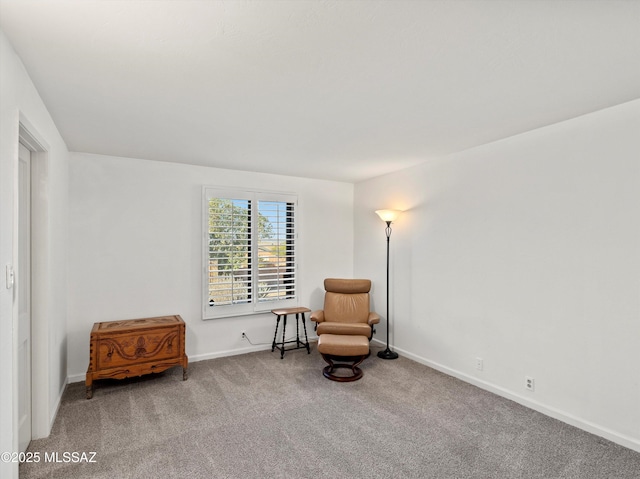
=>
[257,200,296,302]
[204,188,297,319]
[207,197,253,307]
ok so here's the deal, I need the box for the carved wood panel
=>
[86,315,188,399]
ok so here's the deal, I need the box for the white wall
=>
[0,30,69,479]
[355,100,640,452]
[67,153,354,379]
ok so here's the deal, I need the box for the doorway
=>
[17,142,32,452]
[16,119,50,449]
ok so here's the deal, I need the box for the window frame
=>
[202,186,299,320]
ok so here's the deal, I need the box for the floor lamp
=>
[375,209,402,360]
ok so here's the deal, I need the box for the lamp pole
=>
[375,210,400,360]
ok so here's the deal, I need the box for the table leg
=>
[301,312,310,354]
[85,375,93,399]
[183,356,189,380]
[272,315,281,352]
[280,315,287,359]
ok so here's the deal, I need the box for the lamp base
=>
[377,348,399,360]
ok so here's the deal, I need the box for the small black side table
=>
[271,307,311,359]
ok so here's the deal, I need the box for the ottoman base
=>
[317,334,370,382]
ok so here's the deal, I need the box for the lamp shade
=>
[375,209,402,223]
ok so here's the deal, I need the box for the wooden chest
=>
[85,315,188,398]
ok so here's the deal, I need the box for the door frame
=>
[17,141,32,452]
[17,118,51,441]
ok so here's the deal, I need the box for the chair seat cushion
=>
[316,321,371,337]
[317,334,369,357]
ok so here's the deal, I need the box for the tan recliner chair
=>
[311,278,380,381]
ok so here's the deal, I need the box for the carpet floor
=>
[20,343,640,478]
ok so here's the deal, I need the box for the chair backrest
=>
[323,278,371,324]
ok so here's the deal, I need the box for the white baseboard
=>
[190,335,320,362]
[32,378,66,440]
[390,343,640,454]
[67,373,84,384]
[66,336,321,384]
[65,345,274,383]
[189,342,272,363]
[50,381,65,432]
[66,337,638,453]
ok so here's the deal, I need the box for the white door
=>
[18,142,32,453]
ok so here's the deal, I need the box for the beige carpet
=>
[20,343,640,478]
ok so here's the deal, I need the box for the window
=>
[203,187,298,319]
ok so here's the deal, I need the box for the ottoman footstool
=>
[317,334,370,382]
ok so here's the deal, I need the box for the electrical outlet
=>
[475,357,483,371]
[241,331,246,339]
[525,376,535,391]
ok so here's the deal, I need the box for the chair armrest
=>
[310,310,325,323]
[368,312,380,325]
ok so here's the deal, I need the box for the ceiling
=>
[1,0,639,183]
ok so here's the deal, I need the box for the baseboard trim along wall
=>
[66,335,321,384]
[67,337,638,453]
[388,342,640,454]
[47,383,66,439]
[65,343,271,384]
